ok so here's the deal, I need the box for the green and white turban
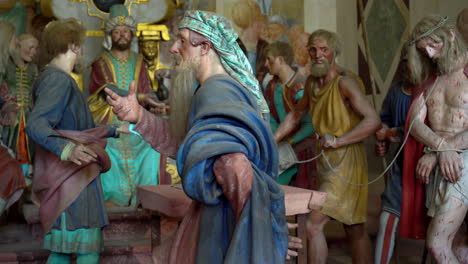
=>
[179,10,269,114]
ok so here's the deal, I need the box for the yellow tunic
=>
[309,74,368,225]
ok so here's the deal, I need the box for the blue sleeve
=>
[380,86,394,127]
[26,72,72,156]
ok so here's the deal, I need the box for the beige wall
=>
[410,0,467,28]
[304,0,358,73]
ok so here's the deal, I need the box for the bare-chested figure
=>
[408,15,468,264]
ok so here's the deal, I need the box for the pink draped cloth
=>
[32,127,111,232]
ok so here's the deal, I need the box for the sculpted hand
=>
[286,223,302,260]
[320,134,337,149]
[0,102,18,126]
[69,144,98,166]
[416,153,437,184]
[116,123,130,134]
[140,93,160,109]
[375,141,388,157]
[375,127,388,141]
[155,69,171,79]
[438,150,463,183]
[105,81,143,123]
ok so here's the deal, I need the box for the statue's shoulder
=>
[338,69,365,93]
[92,52,111,66]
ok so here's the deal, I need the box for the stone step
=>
[0,238,151,264]
[104,207,151,241]
[13,205,152,243]
[0,206,154,263]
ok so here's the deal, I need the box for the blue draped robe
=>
[177,74,288,263]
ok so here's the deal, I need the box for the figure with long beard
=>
[403,15,468,263]
[26,18,127,264]
[274,29,380,263]
[105,10,290,263]
[88,4,162,206]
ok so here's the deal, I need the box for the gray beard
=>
[310,62,330,77]
[168,57,198,144]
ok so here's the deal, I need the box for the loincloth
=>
[426,151,468,217]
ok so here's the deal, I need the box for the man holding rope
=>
[406,15,468,263]
[274,29,380,263]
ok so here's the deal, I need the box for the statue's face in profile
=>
[140,40,159,60]
[19,37,38,63]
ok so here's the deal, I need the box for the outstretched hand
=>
[105,81,143,123]
[140,93,159,108]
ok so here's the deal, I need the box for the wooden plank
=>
[137,185,326,218]
[137,185,191,219]
[282,185,326,216]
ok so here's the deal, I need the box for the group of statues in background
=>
[0,21,38,216]
[0,4,176,211]
[0,1,467,264]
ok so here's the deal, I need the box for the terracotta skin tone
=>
[410,36,468,264]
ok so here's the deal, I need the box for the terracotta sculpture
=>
[261,14,289,43]
[374,45,412,264]
[230,0,269,87]
[287,25,311,77]
[88,4,162,206]
[25,18,125,264]
[104,10,289,263]
[274,29,380,263]
[0,21,26,217]
[1,33,38,179]
[137,24,171,102]
[263,41,316,188]
[405,15,467,263]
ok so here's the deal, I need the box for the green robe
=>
[1,60,37,167]
[265,73,313,185]
[89,52,160,206]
